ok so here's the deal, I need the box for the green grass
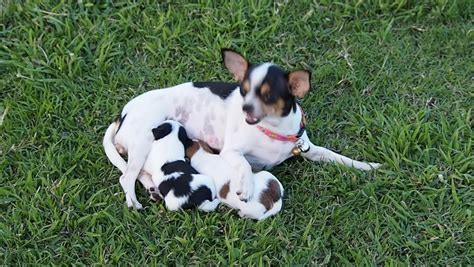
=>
[1,0,473,265]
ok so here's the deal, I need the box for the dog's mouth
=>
[245,112,261,125]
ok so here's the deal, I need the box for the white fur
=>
[103,66,381,209]
[190,146,283,220]
[243,63,272,119]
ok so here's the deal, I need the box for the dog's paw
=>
[126,195,143,209]
[368,162,382,169]
[354,161,382,171]
[134,201,143,210]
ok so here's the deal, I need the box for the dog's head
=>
[221,49,311,125]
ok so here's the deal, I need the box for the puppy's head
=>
[152,120,193,151]
[222,49,311,125]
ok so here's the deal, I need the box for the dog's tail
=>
[103,122,127,173]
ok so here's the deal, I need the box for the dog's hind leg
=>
[120,137,153,209]
[299,132,381,171]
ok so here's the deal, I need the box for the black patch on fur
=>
[161,160,199,175]
[261,66,296,117]
[152,122,172,140]
[181,186,213,209]
[193,82,238,99]
[158,173,194,197]
[158,160,214,209]
[116,113,127,132]
[158,179,173,197]
[178,126,193,150]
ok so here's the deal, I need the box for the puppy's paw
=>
[147,187,161,202]
[236,176,253,202]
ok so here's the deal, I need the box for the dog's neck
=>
[259,104,303,136]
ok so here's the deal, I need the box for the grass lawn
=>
[1,0,473,265]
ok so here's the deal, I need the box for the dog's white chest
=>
[245,141,293,170]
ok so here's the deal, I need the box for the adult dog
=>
[103,49,381,209]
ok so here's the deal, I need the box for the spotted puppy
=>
[187,141,283,220]
[141,120,219,211]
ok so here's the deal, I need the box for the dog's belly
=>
[117,82,232,150]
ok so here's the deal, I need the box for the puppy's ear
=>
[178,126,194,149]
[152,123,172,140]
[221,48,249,82]
[288,70,311,98]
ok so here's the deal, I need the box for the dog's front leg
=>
[220,150,254,201]
[299,132,381,171]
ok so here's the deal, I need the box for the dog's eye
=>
[263,92,271,101]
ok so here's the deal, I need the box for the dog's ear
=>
[288,70,311,98]
[221,48,249,82]
[152,122,172,140]
[178,126,194,149]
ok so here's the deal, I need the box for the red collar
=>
[256,104,306,142]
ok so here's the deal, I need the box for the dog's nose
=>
[242,104,254,113]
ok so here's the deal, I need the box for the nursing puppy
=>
[187,141,283,220]
[142,120,219,212]
[103,48,381,209]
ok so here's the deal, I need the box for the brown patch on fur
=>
[185,141,200,159]
[219,181,230,199]
[259,180,282,210]
[260,82,270,96]
[242,80,250,93]
[198,140,214,154]
[262,98,286,116]
[186,140,219,159]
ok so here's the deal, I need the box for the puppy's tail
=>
[103,122,127,173]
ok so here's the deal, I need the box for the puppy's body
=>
[104,49,381,209]
[187,142,283,220]
[141,120,219,211]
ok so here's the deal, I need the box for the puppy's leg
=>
[299,132,381,170]
[220,150,253,202]
[237,202,267,220]
[120,137,152,209]
[199,199,220,212]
